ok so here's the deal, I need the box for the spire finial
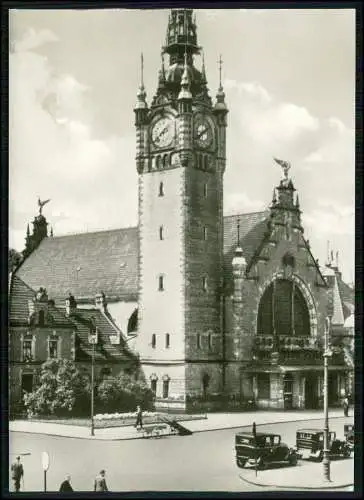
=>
[140,52,144,89]
[218,54,223,90]
[237,217,240,247]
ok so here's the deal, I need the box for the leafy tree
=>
[8,248,23,273]
[24,359,90,417]
[96,372,154,413]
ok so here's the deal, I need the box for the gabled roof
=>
[16,212,270,302]
[16,227,139,302]
[67,308,135,362]
[9,274,74,327]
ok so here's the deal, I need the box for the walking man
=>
[135,405,143,430]
[59,474,73,492]
[343,395,349,417]
[11,456,24,492]
[94,470,108,492]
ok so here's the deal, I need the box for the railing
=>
[254,335,320,351]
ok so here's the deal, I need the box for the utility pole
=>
[323,314,333,481]
[90,334,97,436]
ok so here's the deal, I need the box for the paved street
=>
[9,417,353,492]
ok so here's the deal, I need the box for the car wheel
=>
[256,457,265,470]
[343,447,351,458]
[237,459,246,469]
[289,453,298,466]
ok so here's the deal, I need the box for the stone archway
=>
[256,272,318,339]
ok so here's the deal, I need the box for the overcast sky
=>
[9,8,355,284]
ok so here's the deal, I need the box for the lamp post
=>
[323,315,332,481]
[90,331,98,437]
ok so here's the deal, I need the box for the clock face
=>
[194,117,213,148]
[151,118,174,148]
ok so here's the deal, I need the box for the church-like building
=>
[11,9,354,412]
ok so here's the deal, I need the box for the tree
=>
[96,372,154,413]
[8,248,23,273]
[23,359,90,417]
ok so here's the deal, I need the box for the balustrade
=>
[254,335,320,351]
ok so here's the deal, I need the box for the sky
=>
[9,8,355,284]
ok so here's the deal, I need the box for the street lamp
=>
[89,329,98,437]
[323,315,333,481]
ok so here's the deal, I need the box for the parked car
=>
[235,432,298,469]
[295,428,351,461]
[344,424,354,450]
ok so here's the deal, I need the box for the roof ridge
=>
[223,209,269,218]
[50,225,138,239]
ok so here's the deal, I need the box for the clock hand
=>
[197,127,208,139]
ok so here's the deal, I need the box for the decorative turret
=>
[134,53,148,124]
[232,219,247,300]
[23,213,49,259]
[178,51,192,102]
[214,55,228,119]
[269,158,303,238]
[163,9,200,65]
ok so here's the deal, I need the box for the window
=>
[21,373,33,394]
[38,310,45,326]
[203,226,207,241]
[196,334,201,349]
[151,334,156,348]
[151,379,157,396]
[159,225,164,240]
[257,373,270,399]
[163,379,169,399]
[48,337,58,359]
[22,336,33,362]
[203,183,207,198]
[156,156,161,170]
[202,277,207,292]
[163,154,168,168]
[158,275,164,291]
[202,373,210,398]
[165,333,170,348]
[208,333,212,350]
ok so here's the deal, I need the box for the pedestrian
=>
[59,474,73,492]
[343,395,349,417]
[94,469,108,492]
[10,456,24,492]
[135,404,143,430]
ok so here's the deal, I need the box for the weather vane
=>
[37,197,51,216]
[218,54,223,88]
[273,157,291,180]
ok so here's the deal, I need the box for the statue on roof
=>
[273,158,291,180]
[38,197,51,216]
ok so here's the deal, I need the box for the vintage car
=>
[235,432,298,469]
[295,428,351,461]
[344,424,354,450]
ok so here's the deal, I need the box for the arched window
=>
[203,226,207,241]
[151,379,157,395]
[165,333,170,348]
[202,277,207,292]
[162,375,170,399]
[257,279,310,337]
[208,333,212,350]
[127,308,138,334]
[196,334,201,349]
[159,225,164,240]
[203,155,208,170]
[163,154,168,168]
[202,372,210,398]
[158,275,164,291]
[159,181,164,197]
[156,156,161,170]
[151,334,156,348]
[203,183,208,198]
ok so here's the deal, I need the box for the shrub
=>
[23,359,90,418]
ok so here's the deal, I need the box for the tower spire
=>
[135,52,147,109]
[237,217,240,247]
[178,49,192,100]
[218,54,223,90]
[215,54,227,109]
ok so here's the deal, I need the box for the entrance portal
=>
[21,373,33,394]
[283,373,293,410]
[305,373,319,409]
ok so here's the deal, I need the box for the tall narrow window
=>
[203,226,207,241]
[151,334,156,348]
[22,336,33,362]
[158,275,164,291]
[208,333,213,350]
[165,333,170,348]
[163,379,169,399]
[163,154,168,168]
[159,181,164,197]
[203,183,207,198]
[48,337,58,359]
[159,225,164,240]
[202,277,207,292]
[197,334,201,349]
[151,379,157,396]
[38,310,45,326]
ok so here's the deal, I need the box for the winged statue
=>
[273,158,291,179]
[38,197,51,215]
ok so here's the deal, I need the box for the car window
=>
[265,436,271,445]
[318,434,324,442]
[273,436,280,445]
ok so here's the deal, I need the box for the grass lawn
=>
[27,413,206,428]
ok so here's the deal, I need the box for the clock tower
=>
[134,9,228,410]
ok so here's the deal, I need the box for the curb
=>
[239,473,353,490]
[9,415,346,441]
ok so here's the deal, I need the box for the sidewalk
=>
[239,456,354,490]
[9,409,348,440]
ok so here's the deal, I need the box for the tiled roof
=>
[67,308,135,362]
[9,274,74,327]
[336,275,354,319]
[16,213,269,302]
[16,227,138,302]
